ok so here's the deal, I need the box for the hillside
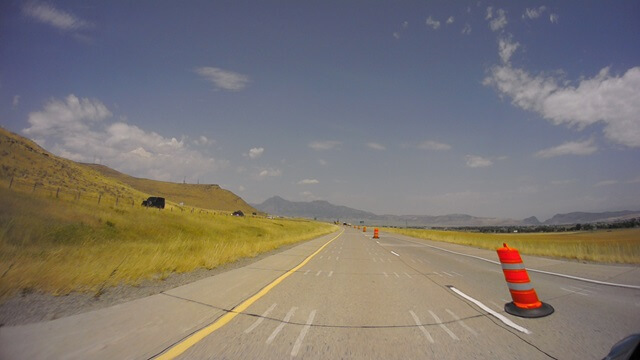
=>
[0,127,147,201]
[83,163,256,213]
[0,127,256,213]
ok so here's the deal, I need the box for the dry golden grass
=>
[383,227,640,264]
[0,187,336,300]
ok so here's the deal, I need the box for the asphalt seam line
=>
[154,229,344,359]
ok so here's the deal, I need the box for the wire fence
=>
[4,176,242,216]
[6,176,140,207]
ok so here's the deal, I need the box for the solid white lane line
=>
[445,309,477,336]
[244,303,277,333]
[448,286,531,335]
[328,271,334,277]
[391,251,400,257]
[291,310,316,357]
[400,239,640,289]
[442,271,454,277]
[410,311,434,343]
[428,310,459,340]
[266,307,297,344]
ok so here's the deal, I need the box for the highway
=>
[1,227,639,359]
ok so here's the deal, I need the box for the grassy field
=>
[0,187,336,300]
[383,227,640,264]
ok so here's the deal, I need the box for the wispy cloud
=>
[461,23,472,35]
[366,142,386,150]
[465,155,493,168]
[298,179,319,185]
[12,95,20,108]
[486,7,507,32]
[595,180,619,187]
[523,6,546,20]
[484,65,640,147]
[418,140,451,151]
[498,35,519,64]
[23,2,91,31]
[549,13,559,24]
[247,147,264,159]
[309,140,341,151]
[426,16,441,30]
[195,67,250,91]
[551,179,577,185]
[534,139,598,158]
[446,16,455,25]
[258,168,281,178]
[23,94,223,182]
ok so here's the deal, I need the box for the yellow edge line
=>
[156,229,344,359]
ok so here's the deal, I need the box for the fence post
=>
[56,187,60,198]
[115,196,119,206]
[9,177,13,189]
[32,182,37,193]
[98,194,102,204]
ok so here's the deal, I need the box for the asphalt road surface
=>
[1,227,639,359]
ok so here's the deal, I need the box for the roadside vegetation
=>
[0,187,336,300]
[383,227,640,264]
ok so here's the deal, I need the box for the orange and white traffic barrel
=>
[373,228,379,239]
[497,243,554,318]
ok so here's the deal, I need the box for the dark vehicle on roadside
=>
[232,210,244,217]
[142,197,165,209]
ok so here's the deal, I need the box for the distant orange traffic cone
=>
[373,228,379,239]
[363,226,367,232]
[497,243,554,318]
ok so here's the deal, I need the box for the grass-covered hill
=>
[0,127,256,213]
[83,163,257,214]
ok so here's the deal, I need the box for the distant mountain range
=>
[253,196,640,227]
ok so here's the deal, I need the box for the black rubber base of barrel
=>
[504,302,554,318]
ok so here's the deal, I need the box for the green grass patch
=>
[0,187,336,300]
[383,227,640,264]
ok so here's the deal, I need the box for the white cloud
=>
[549,13,559,24]
[551,179,577,185]
[595,180,619,187]
[248,147,264,159]
[461,23,472,35]
[426,16,441,30]
[23,94,223,182]
[488,8,508,32]
[534,139,598,158]
[418,140,452,151]
[258,168,281,178]
[484,65,640,147]
[298,179,319,185]
[626,176,640,184]
[465,155,493,168]
[12,95,20,107]
[366,142,386,150]
[523,6,546,20]
[193,135,212,146]
[393,32,400,39]
[446,16,455,24]
[309,140,341,151]
[498,35,519,64]
[195,67,250,91]
[23,2,91,31]
[238,185,246,192]
[402,21,409,29]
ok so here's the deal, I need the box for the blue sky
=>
[2,1,639,220]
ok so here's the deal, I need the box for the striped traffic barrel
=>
[497,243,554,318]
